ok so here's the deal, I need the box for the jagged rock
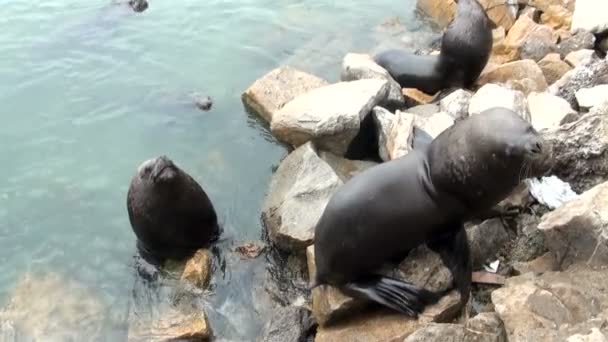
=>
[271,79,389,155]
[498,13,558,63]
[576,85,608,109]
[478,0,517,31]
[256,306,313,342]
[372,107,394,162]
[496,182,533,212]
[538,181,608,270]
[527,91,578,130]
[403,312,507,342]
[384,111,453,160]
[0,272,113,341]
[467,219,509,270]
[469,84,531,121]
[164,249,213,290]
[541,102,608,192]
[538,53,573,85]
[513,252,558,275]
[262,142,375,251]
[262,141,340,251]
[415,0,457,29]
[477,60,548,95]
[128,309,212,342]
[397,245,454,294]
[241,66,328,124]
[558,30,596,58]
[491,267,608,341]
[571,0,608,34]
[490,26,511,64]
[565,49,598,67]
[341,53,405,109]
[539,3,573,30]
[439,89,472,121]
[549,57,608,109]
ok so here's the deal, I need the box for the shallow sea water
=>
[0,0,438,340]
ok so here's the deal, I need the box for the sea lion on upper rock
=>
[311,107,553,317]
[127,155,219,263]
[373,50,445,95]
[438,0,493,89]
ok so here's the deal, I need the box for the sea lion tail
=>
[342,275,446,317]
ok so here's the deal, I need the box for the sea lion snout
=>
[150,156,178,183]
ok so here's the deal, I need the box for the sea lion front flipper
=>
[411,126,434,151]
[340,274,447,317]
[427,224,472,307]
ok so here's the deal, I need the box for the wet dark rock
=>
[467,219,510,270]
[256,306,315,342]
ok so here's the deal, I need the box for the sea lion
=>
[373,50,444,95]
[311,107,553,316]
[126,155,219,263]
[438,0,493,89]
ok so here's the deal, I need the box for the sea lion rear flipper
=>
[341,275,446,317]
[427,224,472,307]
[412,126,434,151]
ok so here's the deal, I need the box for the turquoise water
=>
[0,0,437,339]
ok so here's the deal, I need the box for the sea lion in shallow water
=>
[311,107,553,316]
[126,156,219,263]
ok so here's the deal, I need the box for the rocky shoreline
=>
[1,0,608,340]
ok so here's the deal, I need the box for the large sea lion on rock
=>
[127,156,219,263]
[373,0,492,94]
[311,107,553,316]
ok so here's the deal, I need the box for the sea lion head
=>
[429,106,553,213]
[137,155,180,184]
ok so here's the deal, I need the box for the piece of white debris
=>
[292,296,306,307]
[526,176,578,210]
[483,260,500,273]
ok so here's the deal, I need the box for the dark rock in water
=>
[557,29,596,58]
[128,0,148,12]
[256,306,315,342]
[194,95,213,112]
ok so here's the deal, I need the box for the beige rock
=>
[439,89,472,121]
[528,0,573,30]
[403,88,436,105]
[513,252,558,275]
[128,308,211,342]
[499,13,558,63]
[385,111,453,160]
[397,245,454,293]
[527,91,578,130]
[181,249,212,289]
[477,59,548,95]
[469,83,531,121]
[341,53,405,109]
[372,107,394,162]
[576,85,608,109]
[538,181,608,270]
[415,0,457,28]
[565,49,598,67]
[549,57,608,109]
[271,79,389,155]
[491,268,608,341]
[567,328,608,342]
[404,312,508,342]
[571,0,608,34]
[478,0,516,31]
[241,66,328,124]
[538,53,573,85]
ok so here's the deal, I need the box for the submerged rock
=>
[491,267,608,341]
[469,84,531,122]
[271,79,389,156]
[256,305,313,342]
[542,102,608,192]
[527,91,578,130]
[538,180,608,270]
[241,66,328,124]
[164,249,213,290]
[128,309,212,342]
[538,53,573,85]
[477,60,548,95]
[341,53,405,110]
